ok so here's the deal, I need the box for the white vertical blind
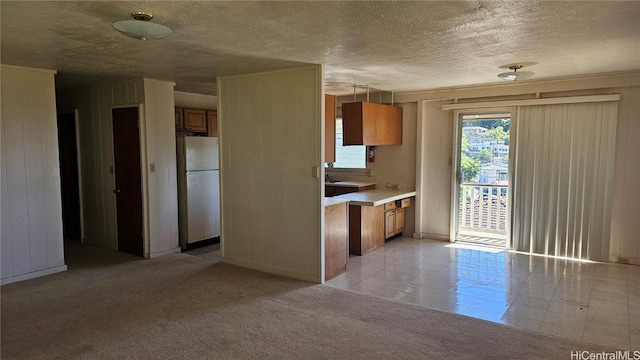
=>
[512,101,618,261]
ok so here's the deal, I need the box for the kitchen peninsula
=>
[325,187,416,257]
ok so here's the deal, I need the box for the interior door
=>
[112,107,144,257]
[57,111,82,241]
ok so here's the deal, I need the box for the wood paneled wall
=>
[58,79,180,258]
[143,79,180,257]
[1,65,67,284]
[218,66,323,282]
[58,80,145,250]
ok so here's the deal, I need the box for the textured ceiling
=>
[1,1,639,96]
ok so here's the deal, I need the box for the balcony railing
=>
[458,184,508,235]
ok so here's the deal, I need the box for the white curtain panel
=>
[512,101,618,261]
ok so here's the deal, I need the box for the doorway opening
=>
[452,111,512,248]
[57,110,82,242]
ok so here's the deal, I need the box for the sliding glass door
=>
[451,110,514,248]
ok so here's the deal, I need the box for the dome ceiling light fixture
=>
[497,64,535,81]
[112,12,173,40]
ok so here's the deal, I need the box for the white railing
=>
[459,184,508,234]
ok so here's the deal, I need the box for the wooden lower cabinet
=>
[396,207,405,234]
[385,210,396,238]
[349,204,384,255]
[384,198,410,240]
[325,202,348,281]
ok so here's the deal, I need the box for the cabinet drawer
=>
[400,198,411,208]
[384,201,396,211]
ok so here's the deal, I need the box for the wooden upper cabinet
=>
[342,101,402,146]
[175,107,184,130]
[183,108,207,133]
[325,94,336,163]
[207,110,218,137]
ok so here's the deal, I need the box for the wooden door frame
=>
[57,109,85,242]
[111,104,150,258]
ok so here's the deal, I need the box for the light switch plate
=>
[150,163,156,172]
[312,166,320,179]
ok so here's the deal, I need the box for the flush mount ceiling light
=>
[497,65,534,81]
[112,12,172,40]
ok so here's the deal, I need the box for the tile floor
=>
[325,237,640,351]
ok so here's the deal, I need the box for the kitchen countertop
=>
[323,196,350,207]
[329,189,416,207]
[324,181,376,188]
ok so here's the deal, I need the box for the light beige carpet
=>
[1,245,612,359]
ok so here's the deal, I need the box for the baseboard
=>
[1,264,68,285]
[222,256,320,284]
[413,232,450,242]
[149,246,181,259]
[183,236,220,251]
[609,255,640,265]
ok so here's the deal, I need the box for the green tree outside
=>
[479,148,493,163]
[484,125,509,145]
[460,131,480,182]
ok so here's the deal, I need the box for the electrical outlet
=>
[149,163,156,173]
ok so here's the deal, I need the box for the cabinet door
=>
[325,202,348,280]
[385,210,396,238]
[325,94,336,163]
[395,208,405,235]
[184,109,207,132]
[342,102,402,145]
[175,107,184,130]
[207,110,218,137]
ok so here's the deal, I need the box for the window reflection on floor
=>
[325,237,640,351]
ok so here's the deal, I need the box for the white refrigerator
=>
[177,136,220,249]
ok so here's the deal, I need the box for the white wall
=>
[367,103,418,192]
[609,85,640,265]
[1,65,67,284]
[413,100,454,241]
[174,91,217,110]
[397,72,640,264]
[366,102,417,235]
[218,66,323,282]
[143,79,180,258]
[58,79,180,258]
